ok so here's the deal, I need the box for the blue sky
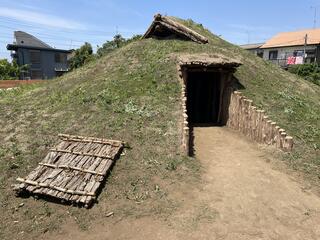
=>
[1,0,320,59]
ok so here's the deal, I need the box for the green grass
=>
[0,17,319,239]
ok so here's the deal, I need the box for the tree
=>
[96,34,142,58]
[113,34,125,48]
[0,59,27,80]
[69,42,94,70]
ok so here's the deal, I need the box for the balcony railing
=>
[268,59,288,67]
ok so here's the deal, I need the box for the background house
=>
[240,43,264,58]
[7,31,73,79]
[261,28,320,67]
[241,28,320,68]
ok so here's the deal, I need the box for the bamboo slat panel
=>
[14,134,124,208]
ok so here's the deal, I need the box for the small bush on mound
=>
[69,42,94,70]
[288,64,320,86]
[69,34,142,71]
[96,34,142,58]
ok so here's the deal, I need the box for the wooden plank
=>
[49,148,114,159]
[16,178,96,196]
[58,133,124,145]
[39,163,107,176]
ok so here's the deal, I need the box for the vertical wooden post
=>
[225,90,294,152]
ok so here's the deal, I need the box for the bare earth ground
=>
[44,127,320,240]
[0,80,44,89]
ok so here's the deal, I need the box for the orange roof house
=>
[241,28,320,67]
[261,28,320,49]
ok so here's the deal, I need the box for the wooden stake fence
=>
[227,91,294,152]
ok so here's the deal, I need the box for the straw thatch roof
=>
[177,53,241,68]
[143,14,208,44]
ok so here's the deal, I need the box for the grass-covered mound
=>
[0,18,319,239]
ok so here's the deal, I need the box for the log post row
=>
[177,64,189,155]
[227,91,294,152]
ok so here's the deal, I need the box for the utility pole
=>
[303,34,308,63]
[311,6,319,28]
[246,30,250,44]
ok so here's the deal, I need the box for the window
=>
[55,53,66,63]
[55,71,65,77]
[31,70,42,79]
[293,50,304,57]
[269,50,278,60]
[306,49,316,57]
[30,50,41,64]
[306,49,316,63]
[256,50,263,58]
[306,57,315,63]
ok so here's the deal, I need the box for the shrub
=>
[69,42,94,70]
[0,59,28,80]
[96,34,141,58]
[288,64,320,86]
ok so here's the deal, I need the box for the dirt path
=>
[191,127,320,239]
[46,127,320,240]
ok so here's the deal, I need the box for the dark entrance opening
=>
[179,57,241,156]
[186,71,222,125]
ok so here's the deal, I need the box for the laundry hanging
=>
[295,56,304,64]
[287,56,296,65]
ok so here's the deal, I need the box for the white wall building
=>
[240,28,320,68]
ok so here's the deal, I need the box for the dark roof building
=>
[239,42,265,59]
[7,31,73,79]
[239,43,264,50]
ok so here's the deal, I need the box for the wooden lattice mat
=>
[14,134,124,208]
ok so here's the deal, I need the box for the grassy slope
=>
[0,18,319,239]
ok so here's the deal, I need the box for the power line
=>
[0,37,82,47]
[0,16,138,35]
[0,16,140,50]
[311,5,320,28]
[0,36,83,48]
[0,25,111,44]
[0,35,84,47]
[0,21,124,48]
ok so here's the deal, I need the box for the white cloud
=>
[84,0,143,18]
[0,7,86,30]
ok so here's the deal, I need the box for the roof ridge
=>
[14,31,52,49]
